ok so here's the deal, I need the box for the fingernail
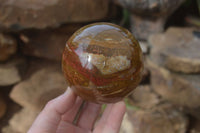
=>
[56,87,72,100]
[63,87,73,95]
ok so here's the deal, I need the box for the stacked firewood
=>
[0,0,199,133]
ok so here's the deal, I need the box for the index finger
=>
[94,101,126,133]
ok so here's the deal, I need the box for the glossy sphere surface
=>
[62,23,143,103]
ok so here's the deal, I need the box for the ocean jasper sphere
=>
[62,23,143,103]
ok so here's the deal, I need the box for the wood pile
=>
[0,0,199,133]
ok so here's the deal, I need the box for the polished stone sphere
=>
[62,22,143,103]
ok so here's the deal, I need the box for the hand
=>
[28,87,126,133]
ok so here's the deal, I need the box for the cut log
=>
[20,24,82,61]
[113,0,184,40]
[0,57,26,86]
[149,27,200,73]
[0,0,109,30]
[126,103,188,133]
[10,59,67,110]
[147,58,200,109]
[9,108,39,133]
[2,125,21,133]
[131,85,161,109]
[121,103,188,133]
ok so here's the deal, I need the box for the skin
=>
[28,87,126,133]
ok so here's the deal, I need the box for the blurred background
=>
[0,0,200,132]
